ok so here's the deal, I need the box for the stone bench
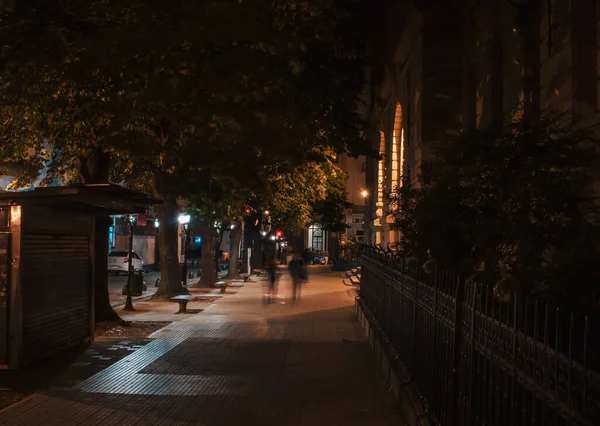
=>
[239,273,251,282]
[170,295,199,314]
[213,280,232,293]
[252,269,263,277]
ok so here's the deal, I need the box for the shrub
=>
[392,113,600,309]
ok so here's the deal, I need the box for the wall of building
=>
[364,0,600,248]
[365,1,463,247]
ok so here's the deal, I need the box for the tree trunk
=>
[214,227,224,277]
[241,216,251,274]
[78,147,121,322]
[93,216,121,321]
[199,220,218,286]
[227,217,243,279]
[151,176,186,299]
[250,232,263,271]
[242,214,263,271]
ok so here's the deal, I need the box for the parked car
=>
[108,250,143,274]
[217,263,228,278]
[311,255,327,265]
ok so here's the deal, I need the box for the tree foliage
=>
[394,114,600,308]
[262,149,350,228]
[1,0,369,294]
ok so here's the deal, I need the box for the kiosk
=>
[0,184,160,369]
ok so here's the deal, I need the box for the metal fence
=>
[359,245,600,426]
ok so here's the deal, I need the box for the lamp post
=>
[178,214,191,286]
[361,189,369,217]
[360,189,369,243]
[123,214,136,311]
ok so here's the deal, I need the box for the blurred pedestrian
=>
[266,261,279,304]
[288,251,307,303]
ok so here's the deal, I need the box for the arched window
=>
[392,103,405,190]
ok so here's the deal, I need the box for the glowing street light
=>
[270,235,277,241]
[178,214,191,285]
[361,189,368,198]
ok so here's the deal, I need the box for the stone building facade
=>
[364,0,600,245]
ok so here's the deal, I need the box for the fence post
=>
[451,275,465,425]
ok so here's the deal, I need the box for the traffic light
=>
[276,230,283,238]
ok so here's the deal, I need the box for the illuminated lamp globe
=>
[178,214,191,225]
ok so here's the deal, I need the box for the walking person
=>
[266,261,279,304]
[288,251,307,303]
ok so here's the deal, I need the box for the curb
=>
[110,293,154,309]
[110,276,202,309]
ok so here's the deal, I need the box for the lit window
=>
[376,131,385,218]
[392,103,404,190]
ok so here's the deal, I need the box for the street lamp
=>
[178,214,191,285]
[360,189,369,217]
[179,214,191,225]
[360,189,370,242]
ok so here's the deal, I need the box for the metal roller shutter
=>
[21,234,91,363]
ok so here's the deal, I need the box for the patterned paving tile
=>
[140,339,291,376]
[0,270,404,425]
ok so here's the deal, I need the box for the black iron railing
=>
[359,245,600,426]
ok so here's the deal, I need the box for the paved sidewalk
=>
[0,268,403,425]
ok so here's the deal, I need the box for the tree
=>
[314,163,353,233]
[1,0,372,299]
[262,149,351,227]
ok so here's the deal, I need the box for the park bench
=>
[213,280,232,293]
[239,273,250,282]
[170,295,199,314]
[252,269,263,277]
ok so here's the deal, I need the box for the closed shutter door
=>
[21,234,90,363]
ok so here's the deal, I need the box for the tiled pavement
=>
[0,268,403,425]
